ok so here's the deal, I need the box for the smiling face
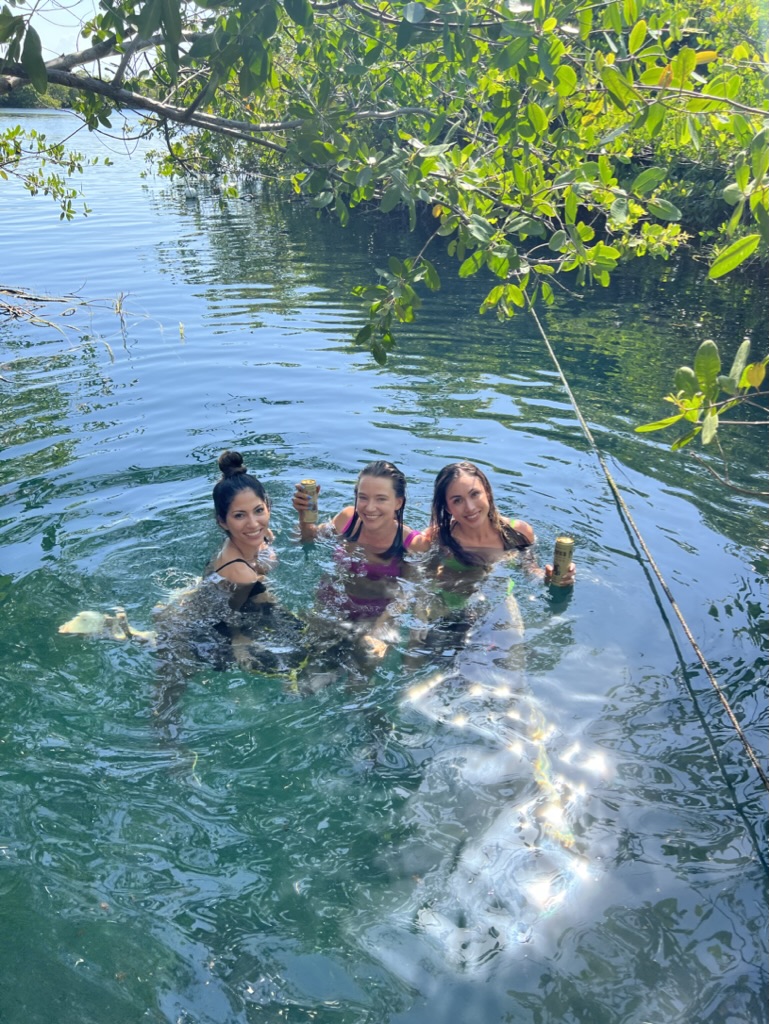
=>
[220,487,271,554]
[444,471,492,529]
[355,473,404,534]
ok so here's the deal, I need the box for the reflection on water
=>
[0,110,767,1023]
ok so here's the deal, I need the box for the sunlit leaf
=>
[694,340,721,398]
[743,362,766,389]
[708,235,761,279]
[628,19,646,53]
[636,412,685,433]
[701,409,718,445]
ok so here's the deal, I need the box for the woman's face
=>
[444,471,491,528]
[355,474,403,532]
[220,488,270,550]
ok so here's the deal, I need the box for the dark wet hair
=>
[342,460,408,559]
[212,450,269,524]
[430,461,529,566]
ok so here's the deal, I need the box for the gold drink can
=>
[552,535,574,582]
[300,479,318,523]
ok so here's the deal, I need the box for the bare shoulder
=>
[331,506,356,535]
[216,560,260,586]
[510,518,535,545]
[405,525,434,553]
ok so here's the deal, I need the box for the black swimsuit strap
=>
[214,558,255,572]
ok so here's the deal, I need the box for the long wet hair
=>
[430,461,530,566]
[212,450,270,526]
[342,460,407,560]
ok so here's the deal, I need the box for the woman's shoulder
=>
[507,517,535,546]
[404,524,435,553]
[331,506,356,534]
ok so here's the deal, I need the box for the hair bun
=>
[218,450,247,477]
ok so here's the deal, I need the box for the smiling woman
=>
[206,449,276,604]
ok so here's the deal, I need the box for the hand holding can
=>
[299,479,319,524]
[550,535,575,586]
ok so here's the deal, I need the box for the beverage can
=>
[300,479,318,523]
[552,535,574,582]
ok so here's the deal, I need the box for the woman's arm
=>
[292,482,322,541]
[292,482,352,542]
[405,524,436,554]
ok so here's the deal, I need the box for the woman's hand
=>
[544,561,576,587]
[292,481,320,514]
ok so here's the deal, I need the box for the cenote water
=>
[1,109,767,1024]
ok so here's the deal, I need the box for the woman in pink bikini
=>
[292,461,423,654]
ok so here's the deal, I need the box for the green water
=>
[0,109,767,1024]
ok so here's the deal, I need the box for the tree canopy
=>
[1,0,767,357]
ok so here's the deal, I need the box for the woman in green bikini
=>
[420,461,574,581]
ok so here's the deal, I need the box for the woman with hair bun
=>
[205,449,277,610]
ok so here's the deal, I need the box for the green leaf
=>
[674,366,699,398]
[283,0,313,27]
[396,18,414,50]
[610,197,629,223]
[354,324,373,346]
[635,412,685,433]
[548,229,567,251]
[379,187,401,214]
[708,235,761,279]
[466,215,494,244]
[628,19,647,53]
[671,427,701,451]
[671,46,696,88]
[646,198,682,221]
[459,251,485,278]
[494,36,530,70]
[600,66,638,111]
[21,25,47,94]
[162,0,182,47]
[694,340,721,398]
[527,102,549,135]
[371,339,387,365]
[554,64,577,97]
[754,203,769,245]
[726,339,751,389]
[136,0,163,38]
[423,259,441,291]
[743,362,766,389]
[701,408,718,445]
[631,166,667,195]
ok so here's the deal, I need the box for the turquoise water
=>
[1,109,767,1024]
